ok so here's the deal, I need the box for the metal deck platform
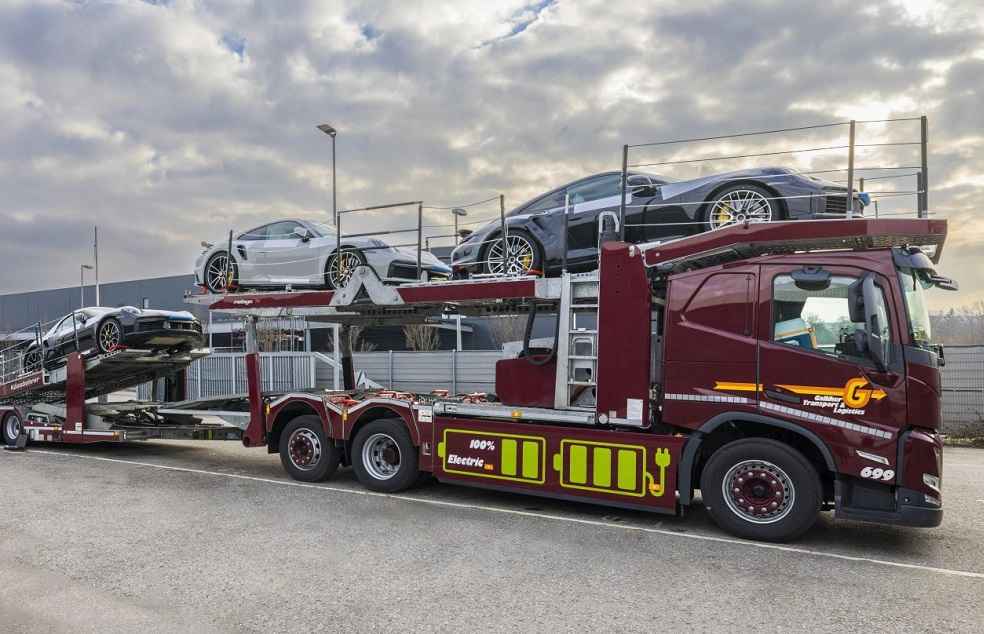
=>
[0,347,209,406]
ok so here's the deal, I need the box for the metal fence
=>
[941,345,984,436]
[352,351,504,394]
[137,352,341,401]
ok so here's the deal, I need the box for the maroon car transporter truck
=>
[3,218,955,542]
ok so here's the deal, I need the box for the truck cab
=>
[650,225,954,539]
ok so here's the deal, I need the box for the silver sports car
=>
[195,219,452,293]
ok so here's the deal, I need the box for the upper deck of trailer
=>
[184,218,948,320]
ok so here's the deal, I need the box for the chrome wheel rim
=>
[361,432,401,481]
[486,235,536,276]
[206,254,232,292]
[4,414,21,441]
[709,190,773,229]
[722,459,795,525]
[327,250,363,288]
[23,350,41,372]
[288,428,322,471]
[98,321,122,352]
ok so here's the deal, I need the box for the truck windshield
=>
[897,267,933,347]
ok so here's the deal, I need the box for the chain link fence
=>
[941,345,984,436]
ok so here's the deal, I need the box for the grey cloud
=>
[0,0,981,312]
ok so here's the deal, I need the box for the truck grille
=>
[825,195,848,214]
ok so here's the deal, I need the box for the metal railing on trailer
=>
[616,116,931,242]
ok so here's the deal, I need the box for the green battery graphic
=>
[554,440,671,498]
[439,429,546,484]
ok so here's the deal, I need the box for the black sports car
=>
[22,306,205,372]
[450,167,869,277]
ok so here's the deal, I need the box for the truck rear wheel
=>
[279,415,340,482]
[700,438,821,542]
[2,412,23,445]
[351,419,419,493]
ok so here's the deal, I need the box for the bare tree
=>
[485,315,528,349]
[403,324,439,351]
[930,301,984,345]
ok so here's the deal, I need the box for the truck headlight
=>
[923,473,940,493]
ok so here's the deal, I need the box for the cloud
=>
[0,0,981,311]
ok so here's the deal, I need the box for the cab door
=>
[756,264,906,469]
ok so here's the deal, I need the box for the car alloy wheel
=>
[98,320,122,352]
[486,234,537,276]
[23,350,42,373]
[326,249,365,289]
[709,189,774,229]
[205,253,233,293]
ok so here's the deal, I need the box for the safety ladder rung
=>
[567,355,597,360]
[568,380,596,386]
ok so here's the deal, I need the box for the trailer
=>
[0,346,245,445]
[178,217,954,541]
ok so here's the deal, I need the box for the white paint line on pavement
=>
[21,448,984,581]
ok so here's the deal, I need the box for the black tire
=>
[2,412,23,445]
[481,229,543,276]
[204,251,239,294]
[351,418,419,493]
[704,183,781,230]
[325,247,368,289]
[22,348,42,373]
[279,415,341,482]
[96,318,123,354]
[700,438,821,542]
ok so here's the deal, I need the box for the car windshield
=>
[310,221,336,237]
[897,266,933,347]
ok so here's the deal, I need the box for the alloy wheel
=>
[287,428,323,471]
[709,189,774,229]
[361,432,402,480]
[327,250,364,288]
[206,254,232,293]
[722,459,796,525]
[486,235,536,276]
[98,321,122,352]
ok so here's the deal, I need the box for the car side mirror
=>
[458,229,473,240]
[293,227,311,242]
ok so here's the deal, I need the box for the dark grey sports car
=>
[450,168,868,277]
[22,306,204,371]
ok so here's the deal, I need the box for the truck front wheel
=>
[351,419,419,493]
[279,415,340,482]
[700,438,821,542]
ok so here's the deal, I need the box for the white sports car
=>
[195,219,452,293]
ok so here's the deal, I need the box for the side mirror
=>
[293,227,311,242]
[458,229,473,240]
[861,274,890,371]
[626,177,657,198]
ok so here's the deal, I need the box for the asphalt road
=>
[1,441,983,633]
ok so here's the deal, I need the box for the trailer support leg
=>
[339,325,356,390]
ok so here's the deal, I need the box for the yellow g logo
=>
[843,377,874,408]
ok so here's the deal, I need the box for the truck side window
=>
[772,274,889,363]
[683,273,752,337]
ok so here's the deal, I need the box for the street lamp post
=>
[93,226,100,306]
[80,264,93,309]
[451,207,467,244]
[317,123,338,225]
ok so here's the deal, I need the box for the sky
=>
[0,0,982,311]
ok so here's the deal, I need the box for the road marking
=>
[20,448,984,581]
